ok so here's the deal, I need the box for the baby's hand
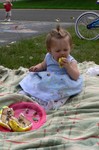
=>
[58,57,71,69]
[29,63,43,72]
[29,66,38,72]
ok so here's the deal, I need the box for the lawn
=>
[0,0,99,9]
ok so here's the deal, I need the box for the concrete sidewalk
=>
[0,20,74,46]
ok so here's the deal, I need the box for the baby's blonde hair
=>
[46,25,73,51]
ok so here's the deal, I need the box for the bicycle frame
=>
[87,17,99,29]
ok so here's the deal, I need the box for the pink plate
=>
[0,101,46,132]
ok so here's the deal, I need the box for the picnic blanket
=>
[0,61,99,150]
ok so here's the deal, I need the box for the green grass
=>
[0,0,99,9]
[0,26,99,69]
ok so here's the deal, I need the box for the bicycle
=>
[75,11,99,40]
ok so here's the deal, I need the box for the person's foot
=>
[4,19,7,21]
[97,0,99,3]
[7,19,11,22]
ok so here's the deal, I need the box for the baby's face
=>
[49,36,71,61]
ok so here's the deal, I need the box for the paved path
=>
[0,9,89,46]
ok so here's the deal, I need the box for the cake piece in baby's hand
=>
[58,57,65,68]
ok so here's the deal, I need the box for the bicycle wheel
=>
[75,11,99,40]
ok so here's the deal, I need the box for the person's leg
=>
[4,12,8,21]
[7,11,12,21]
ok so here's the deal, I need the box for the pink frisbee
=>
[0,101,46,132]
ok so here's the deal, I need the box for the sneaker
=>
[4,19,7,21]
[7,19,11,22]
[97,0,99,3]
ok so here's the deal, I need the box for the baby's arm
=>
[60,58,80,80]
[29,59,47,72]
